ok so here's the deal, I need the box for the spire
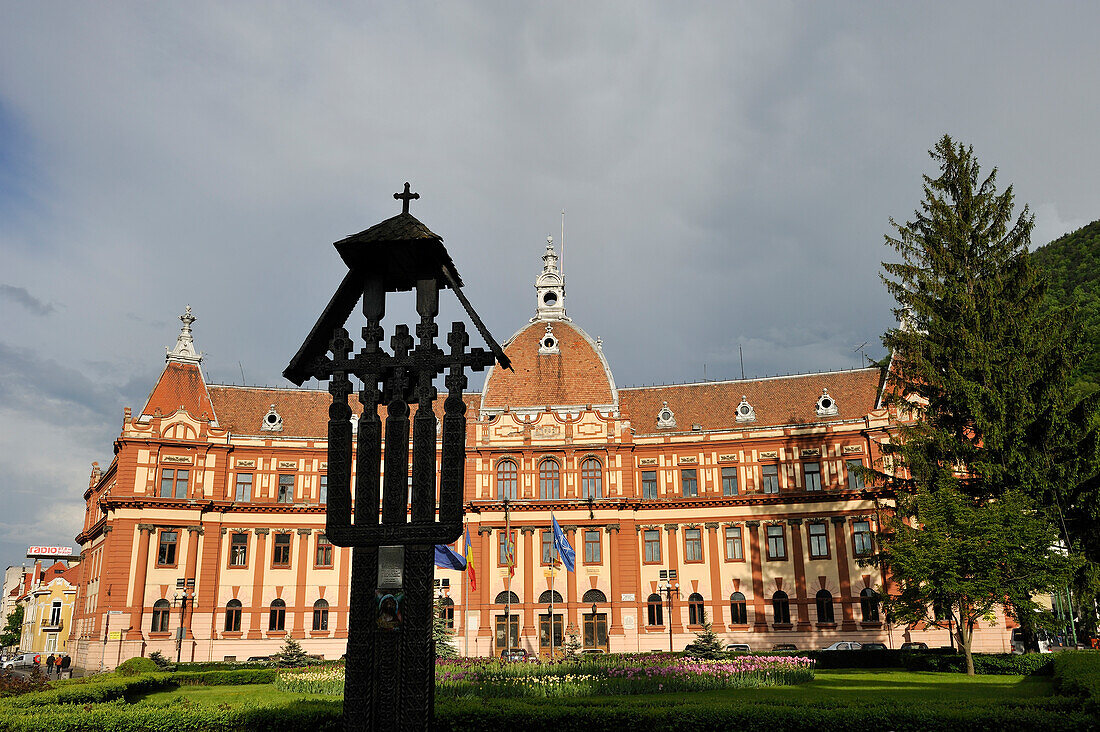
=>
[166,305,204,364]
[533,235,569,322]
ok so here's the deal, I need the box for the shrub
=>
[274,636,313,667]
[116,656,160,676]
[1053,651,1100,714]
[147,650,172,670]
[901,652,1054,676]
[0,667,48,697]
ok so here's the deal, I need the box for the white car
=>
[821,641,861,651]
[2,652,40,669]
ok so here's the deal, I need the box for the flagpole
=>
[504,498,511,659]
[464,525,470,658]
[549,514,556,660]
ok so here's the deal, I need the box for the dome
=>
[481,320,617,412]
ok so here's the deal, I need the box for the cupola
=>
[533,235,569,321]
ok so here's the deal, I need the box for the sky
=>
[0,2,1098,573]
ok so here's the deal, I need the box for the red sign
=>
[27,546,75,558]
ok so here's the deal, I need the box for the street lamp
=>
[173,577,195,663]
[658,569,679,653]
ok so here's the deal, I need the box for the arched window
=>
[860,588,880,623]
[581,589,607,604]
[539,459,560,499]
[224,599,242,632]
[647,593,664,626]
[816,590,835,624]
[496,460,517,501]
[269,598,286,631]
[151,599,171,633]
[772,591,791,625]
[687,592,705,626]
[581,458,602,499]
[538,590,564,604]
[494,590,520,605]
[438,597,455,629]
[729,592,747,625]
[312,599,329,631]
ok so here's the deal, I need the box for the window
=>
[581,458,602,499]
[721,467,739,496]
[235,473,252,502]
[157,530,178,566]
[538,590,564,604]
[496,460,517,500]
[729,592,747,625]
[541,531,558,565]
[312,599,329,631]
[495,590,520,605]
[272,534,291,567]
[539,459,560,499]
[584,530,602,563]
[766,525,787,560]
[641,470,658,499]
[160,468,189,499]
[816,590,835,624]
[49,601,62,626]
[808,523,829,558]
[319,475,328,504]
[643,530,661,562]
[681,469,698,497]
[269,599,286,631]
[498,531,517,567]
[315,535,333,568]
[860,588,880,623]
[278,475,295,503]
[151,599,171,633]
[687,592,705,625]
[581,589,607,604]
[684,527,703,562]
[772,591,791,625]
[224,599,242,632]
[724,526,744,561]
[804,462,821,491]
[647,593,664,626]
[438,597,454,629]
[229,533,248,567]
[846,459,865,489]
[761,464,779,494]
[853,520,873,556]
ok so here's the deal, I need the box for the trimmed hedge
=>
[1053,651,1100,714]
[0,674,170,708]
[116,656,160,676]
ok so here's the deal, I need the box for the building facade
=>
[14,561,79,656]
[68,242,1013,669]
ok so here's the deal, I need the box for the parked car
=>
[1,652,40,669]
[821,641,861,651]
[500,648,530,661]
[725,644,751,653]
[1010,628,1052,654]
[899,642,928,651]
[580,648,606,656]
[861,642,888,651]
[246,655,272,662]
[771,644,799,651]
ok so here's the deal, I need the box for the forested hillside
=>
[1034,219,1100,395]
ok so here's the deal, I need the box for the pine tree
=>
[876,135,1091,674]
[274,636,311,667]
[433,597,458,659]
[684,611,724,659]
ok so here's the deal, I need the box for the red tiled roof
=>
[481,321,615,410]
[619,368,883,434]
[141,362,216,422]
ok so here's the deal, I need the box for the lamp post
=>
[658,569,679,653]
[173,577,194,664]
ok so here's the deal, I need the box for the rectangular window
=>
[157,530,178,566]
[853,520,873,556]
[808,523,829,558]
[541,531,558,565]
[235,473,252,502]
[229,533,248,567]
[766,525,787,560]
[681,469,698,497]
[684,528,703,562]
[721,467,739,496]
[641,471,658,500]
[643,529,661,563]
[724,526,743,560]
[846,460,865,490]
[278,475,295,504]
[761,465,779,494]
[318,475,328,504]
[584,530,602,563]
[498,530,517,566]
[272,534,292,567]
[804,462,821,491]
[315,535,333,568]
[160,469,189,499]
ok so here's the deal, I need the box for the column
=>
[293,528,312,639]
[335,545,350,639]
[664,524,682,633]
[832,517,857,630]
[521,528,535,638]
[605,524,622,635]
[127,524,156,639]
[247,528,269,639]
[564,526,579,632]
[182,525,203,639]
[745,521,768,632]
[704,522,723,627]
[788,518,811,630]
[477,527,493,640]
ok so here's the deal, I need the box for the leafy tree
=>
[877,135,1092,674]
[433,597,457,659]
[0,606,23,649]
[683,611,724,659]
[273,636,311,667]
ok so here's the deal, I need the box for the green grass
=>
[139,683,339,706]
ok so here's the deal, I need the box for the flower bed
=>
[277,654,814,698]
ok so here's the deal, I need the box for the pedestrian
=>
[60,654,71,678]
[46,653,55,678]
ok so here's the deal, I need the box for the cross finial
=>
[394,182,419,214]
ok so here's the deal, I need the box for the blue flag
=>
[551,514,575,573]
[434,544,467,571]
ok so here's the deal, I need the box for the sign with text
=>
[27,546,75,558]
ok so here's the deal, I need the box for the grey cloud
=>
[0,284,55,316]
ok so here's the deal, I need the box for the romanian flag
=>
[505,534,516,577]
[464,526,477,590]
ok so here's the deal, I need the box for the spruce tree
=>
[684,611,724,659]
[433,597,458,659]
[274,636,311,667]
[876,135,1090,674]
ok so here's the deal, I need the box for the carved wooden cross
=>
[394,182,420,214]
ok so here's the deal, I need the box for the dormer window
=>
[815,389,838,417]
[538,324,559,354]
[656,401,677,429]
[261,404,283,432]
[735,396,756,423]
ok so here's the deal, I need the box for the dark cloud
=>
[0,284,55,316]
